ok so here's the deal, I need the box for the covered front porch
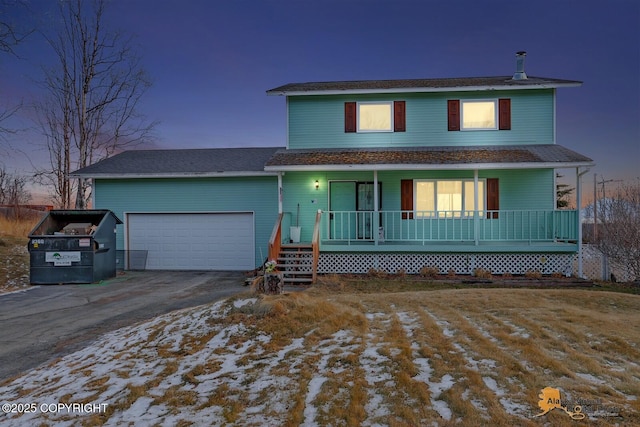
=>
[268,208,579,283]
[264,145,594,281]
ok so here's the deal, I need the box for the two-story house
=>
[73,52,593,282]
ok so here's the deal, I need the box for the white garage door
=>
[127,213,254,270]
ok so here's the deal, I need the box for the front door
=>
[329,181,381,240]
[356,182,381,239]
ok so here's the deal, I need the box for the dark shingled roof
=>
[72,147,284,177]
[72,144,593,177]
[264,145,593,169]
[267,76,582,95]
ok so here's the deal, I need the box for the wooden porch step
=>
[277,244,314,285]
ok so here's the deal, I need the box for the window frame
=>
[413,178,486,218]
[357,101,394,133]
[460,99,498,131]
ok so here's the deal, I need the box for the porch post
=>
[373,170,379,246]
[576,167,584,278]
[474,169,479,245]
[278,172,283,214]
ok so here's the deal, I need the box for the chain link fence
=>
[577,244,636,282]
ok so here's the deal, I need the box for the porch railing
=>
[322,209,578,244]
[268,213,284,262]
[311,210,321,283]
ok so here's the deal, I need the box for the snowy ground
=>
[0,241,30,293]
[0,289,638,426]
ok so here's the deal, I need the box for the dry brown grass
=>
[0,216,40,291]
[3,277,639,426]
[0,235,29,291]
[0,215,40,238]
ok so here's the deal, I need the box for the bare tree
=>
[597,181,640,281]
[0,165,31,206]
[0,0,31,55]
[35,0,154,208]
[0,0,32,141]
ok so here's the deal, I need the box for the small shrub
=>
[395,268,407,278]
[525,270,542,279]
[502,271,513,279]
[317,274,346,291]
[551,271,564,279]
[368,267,388,278]
[473,268,492,279]
[447,269,456,278]
[419,266,439,278]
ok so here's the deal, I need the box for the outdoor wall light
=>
[315,180,319,190]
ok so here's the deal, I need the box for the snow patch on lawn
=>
[482,376,528,416]
[397,311,455,421]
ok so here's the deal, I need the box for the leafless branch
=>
[597,181,640,280]
[34,0,154,208]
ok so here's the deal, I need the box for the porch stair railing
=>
[268,213,284,262]
[268,211,321,285]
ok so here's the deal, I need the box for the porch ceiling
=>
[264,144,594,172]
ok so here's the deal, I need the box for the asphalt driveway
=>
[0,271,247,381]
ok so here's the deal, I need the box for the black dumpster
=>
[28,210,122,284]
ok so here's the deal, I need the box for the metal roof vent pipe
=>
[513,51,528,80]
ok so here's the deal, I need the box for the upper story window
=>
[462,100,497,130]
[448,98,511,131]
[345,101,405,133]
[358,102,392,132]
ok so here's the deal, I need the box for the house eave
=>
[267,82,582,97]
[70,171,280,179]
[264,161,595,172]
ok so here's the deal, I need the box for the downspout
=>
[576,166,591,278]
[278,172,283,214]
[474,169,479,245]
[553,170,558,209]
[373,170,379,246]
[552,88,557,144]
[90,178,95,208]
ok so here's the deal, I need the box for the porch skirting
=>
[317,252,576,276]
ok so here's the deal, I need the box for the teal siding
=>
[494,169,554,210]
[94,177,279,268]
[288,90,554,149]
[282,171,375,242]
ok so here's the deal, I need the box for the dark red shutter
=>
[401,179,413,219]
[394,101,406,132]
[447,100,460,131]
[486,178,499,219]
[345,102,356,133]
[498,98,511,130]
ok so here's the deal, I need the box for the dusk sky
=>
[1,0,639,205]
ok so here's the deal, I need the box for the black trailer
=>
[28,210,122,284]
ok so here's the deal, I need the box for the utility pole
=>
[594,173,597,241]
[599,178,622,200]
[593,174,623,241]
